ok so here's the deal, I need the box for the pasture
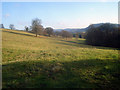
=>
[2,29,120,88]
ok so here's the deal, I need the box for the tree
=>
[80,32,86,38]
[45,27,54,37]
[75,33,79,40]
[9,24,15,30]
[61,30,72,39]
[25,26,29,32]
[85,23,120,48]
[43,29,47,36]
[31,18,44,37]
[0,24,4,28]
[54,31,61,37]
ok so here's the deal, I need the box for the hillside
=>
[2,29,120,88]
[55,23,119,33]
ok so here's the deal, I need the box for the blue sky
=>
[2,2,118,30]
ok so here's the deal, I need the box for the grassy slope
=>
[2,29,120,88]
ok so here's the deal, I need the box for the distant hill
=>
[54,23,119,33]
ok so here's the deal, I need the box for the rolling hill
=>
[2,28,120,88]
[55,23,119,33]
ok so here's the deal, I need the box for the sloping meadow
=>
[2,29,120,88]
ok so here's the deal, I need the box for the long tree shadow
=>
[3,30,34,37]
[3,59,120,88]
[60,40,85,44]
[55,39,93,48]
[3,30,118,50]
[57,39,118,50]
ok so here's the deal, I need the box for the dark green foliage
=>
[85,23,120,48]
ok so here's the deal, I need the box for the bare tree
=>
[61,30,72,39]
[9,24,15,30]
[29,26,32,31]
[0,24,4,28]
[43,29,47,36]
[31,18,44,37]
[25,26,29,32]
[75,33,79,40]
[45,27,54,37]
[54,31,61,37]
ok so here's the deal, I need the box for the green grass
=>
[2,29,120,88]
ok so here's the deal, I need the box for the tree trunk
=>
[36,33,37,37]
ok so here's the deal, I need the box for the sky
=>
[2,1,118,30]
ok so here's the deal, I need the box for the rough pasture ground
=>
[2,29,120,88]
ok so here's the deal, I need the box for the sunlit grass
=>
[2,29,120,88]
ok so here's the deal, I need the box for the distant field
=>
[2,29,120,88]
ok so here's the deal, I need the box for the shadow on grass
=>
[3,59,120,88]
[60,40,85,44]
[3,30,118,50]
[55,39,93,48]
[3,30,34,37]
[57,39,118,50]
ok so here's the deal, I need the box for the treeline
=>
[0,18,73,39]
[24,18,73,39]
[73,32,86,39]
[1,18,119,48]
[85,23,120,48]
[0,18,85,39]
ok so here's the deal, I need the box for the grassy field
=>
[2,29,120,88]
